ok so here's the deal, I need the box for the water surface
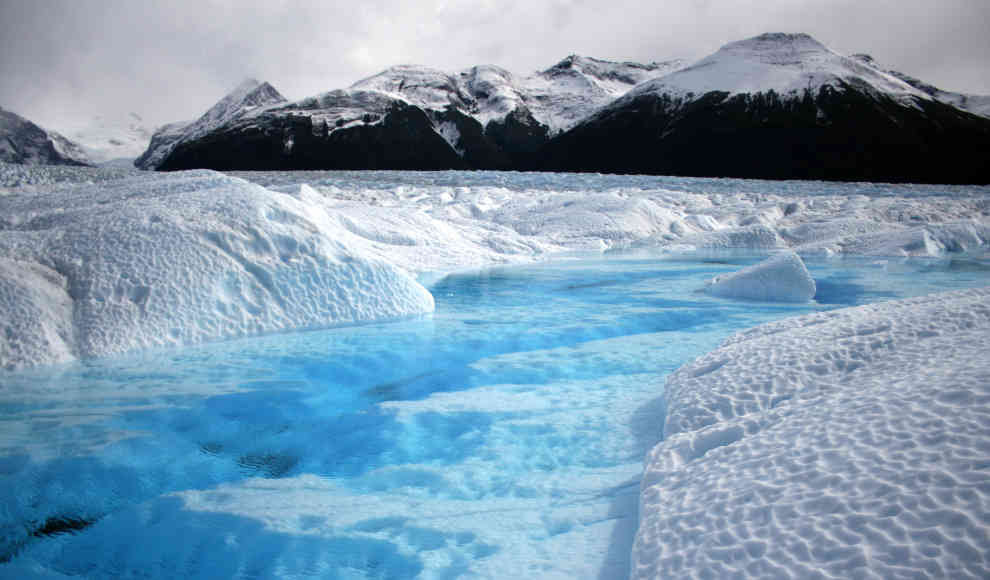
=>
[1,253,988,578]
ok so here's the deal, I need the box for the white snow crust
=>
[0,170,433,369]
[707,251,816,302]
[619,33,931,109]
[349,56,685,135]
[851,54,990,119]
[633,287,990,579]
[3,167,990,369]
[1,168,990,579]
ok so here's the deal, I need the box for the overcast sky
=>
[2,0,988,130]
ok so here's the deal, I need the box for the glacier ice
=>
[706,251,817,302]
[0,170,434,369]
[1,167,990,579]
[634,287,990,579]
[4,166,990,368]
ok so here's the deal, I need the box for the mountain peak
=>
[621,31,926,104]
[0,107,91,166]
[231,78,262,93]
[134,79,285,169]
[716,32,832,66]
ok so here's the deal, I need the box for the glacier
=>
[0,169,434,369]
[3,164,990,368]
[1,165,989,579]
[635,287,990,579]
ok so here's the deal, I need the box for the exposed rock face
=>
[140,35,990,183]
[0,107,90,166]
[541,82,990,184]
[542,33,990,184]
[135,79,286,169]
[146,58,682,172]
[851,53,990,119]
[159,101,466,171]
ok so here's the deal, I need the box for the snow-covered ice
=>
[0,169,433,369]
[3,165,990,368]
[634,287,990,579]
[1,166,990,579]
[706,251,816,302]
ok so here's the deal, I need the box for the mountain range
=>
[0,107,91,166]
[4,33,990,183]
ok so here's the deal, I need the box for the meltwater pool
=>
[2,253,989,579]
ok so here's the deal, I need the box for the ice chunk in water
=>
[706,251,816,302]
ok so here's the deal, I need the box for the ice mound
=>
[0,171,434,368]
[706,252,816,302]
[633,287,990,579]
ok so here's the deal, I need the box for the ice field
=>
[1,165,989,578]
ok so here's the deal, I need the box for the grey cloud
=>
[1,0,987,132]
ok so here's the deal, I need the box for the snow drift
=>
[633,287,990,579]
[2,166,990,369]
[0,171,434,369]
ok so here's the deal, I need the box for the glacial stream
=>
[2,252,989,578]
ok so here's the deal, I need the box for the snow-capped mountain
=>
[350,56,685,134]
[135,79,286,169]
[148,56,684,171]
[543,33,990,184]
[0,107,91,166]
[58,112,155,165]
[617,33,929,104]
[141,34,990,183]
[850,53,990,119]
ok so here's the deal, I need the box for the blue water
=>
[1,253,988,579]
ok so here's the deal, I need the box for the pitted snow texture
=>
[707,252,816,302]
[633,287,990,579]
[0,171,434,368]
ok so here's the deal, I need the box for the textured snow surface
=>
[707,251,816,302]
[3,167,990,369]
[633,287,990,579]
[620,32,930,108]
[0,170,433,369]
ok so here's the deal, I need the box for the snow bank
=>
[633,287,990,579]
[3,167,990,368]
[706,251,816,302]
[0,171,434,369]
